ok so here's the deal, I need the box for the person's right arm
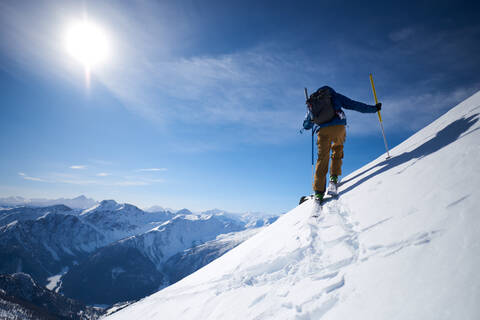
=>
[334,92,378,113]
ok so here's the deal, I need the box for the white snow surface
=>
[46,267,68,292]
[105,91,480,320]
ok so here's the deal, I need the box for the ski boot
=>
[327,175,339,197]
[311,191,324,217]
[314,191,324,203]
[298,191,324,205]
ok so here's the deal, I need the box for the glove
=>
[303,118,314,130]
[375,102,382,111]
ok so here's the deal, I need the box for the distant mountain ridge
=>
[0,199,279,306]
[0,195,97,209]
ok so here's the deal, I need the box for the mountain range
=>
[0,200,278,306]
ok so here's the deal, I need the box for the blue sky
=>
[1,0,479,214]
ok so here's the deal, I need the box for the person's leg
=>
[330,125,347,177]
[313,128,332,194]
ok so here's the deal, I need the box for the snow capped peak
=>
[144,205,169,213]
[176,208,193,215]
[99,199,121,210]
[11,272,36,287]
[81,199,124,215]
[201,208,225,215]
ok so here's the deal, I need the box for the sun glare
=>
[65,19,109,70]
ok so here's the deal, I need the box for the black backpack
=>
[307,87,336,125]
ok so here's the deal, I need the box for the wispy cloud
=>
[70,165,87,170]
[0,0,321,146]
[137,168,167,172]
[18,172,46,182]
[101,49,312,126]
[113,181,149,187]
[56,178,155,187]
[89,159,113,166]
[389,27,415,42]
[96,172,111,177]
[2,1,478,143]
[382,85,480,131]
[48,171,164,187]
[17,168,163,186]
[345,84,480,136]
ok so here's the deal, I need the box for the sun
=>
[65,19,110,70]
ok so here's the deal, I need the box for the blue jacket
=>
[303,86,378,130]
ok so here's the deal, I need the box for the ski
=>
[326,182,338,197]
[312,198,323,217]
[299,195,312,205]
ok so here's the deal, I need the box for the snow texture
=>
[45,267,68,292]
[106,91,480,320]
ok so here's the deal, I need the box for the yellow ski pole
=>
[369,74,391,159]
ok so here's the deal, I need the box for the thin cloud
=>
[2,1,478,144]
[57,179,99,185]
[70,165,87,170]
[18,172,46,182]
[137,168,167,172]
[50,172,163,187]
[113,181,149,187]
[97,172,111,177]
[382,85,480,132]
[0,0,317,145]
[345,84,480,136]
[57,178,150,187]
[102,46,317,123]
[89,159,114,166]
[389,27,415,42]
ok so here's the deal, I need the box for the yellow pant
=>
[313,125,346,193]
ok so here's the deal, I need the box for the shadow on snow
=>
[339,113,480,196]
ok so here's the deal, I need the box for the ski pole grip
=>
[304,88,309,100]
[369,74,383,123]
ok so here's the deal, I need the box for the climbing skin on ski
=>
[327,182,338,197]
[327,176,339,197]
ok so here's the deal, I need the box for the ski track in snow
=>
[236,199,358,317]
[215,202,351,317]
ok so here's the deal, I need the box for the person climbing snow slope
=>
[303,86,381,202]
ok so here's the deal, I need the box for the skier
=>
[303,86,381,202]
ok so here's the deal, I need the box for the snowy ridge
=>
[106,90,480,320]
[0,205,73,227]
[78,200,170,244]
[0,195,97,209]
[113,213,245,269]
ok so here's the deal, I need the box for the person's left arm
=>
[302,109,314,130]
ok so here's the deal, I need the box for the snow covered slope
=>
[105,91,480,320]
